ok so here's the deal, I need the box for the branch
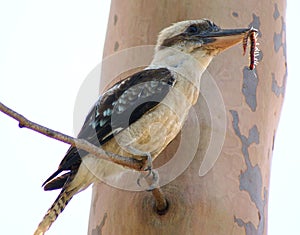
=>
[152,187,168,214]
[0,102,144,170]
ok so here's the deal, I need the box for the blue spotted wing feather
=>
[42,68,175,190]
[78,68,175,145]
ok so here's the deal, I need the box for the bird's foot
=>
[141,152,153,171]
[137,169,159,191]
[137,153,159,191]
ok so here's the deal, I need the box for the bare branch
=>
[152,188,168,214]
[0,101,144,170]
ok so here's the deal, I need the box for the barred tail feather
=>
[34,189,75,235]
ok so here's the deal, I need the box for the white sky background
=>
[0,1,111,234]
[0,1,297,235]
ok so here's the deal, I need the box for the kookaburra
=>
[34,19,253,234]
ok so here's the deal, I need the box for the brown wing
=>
[42,68,175,190]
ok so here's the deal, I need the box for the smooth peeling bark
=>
[88,1,286,234]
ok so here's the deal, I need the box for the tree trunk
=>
[88,1,287,234]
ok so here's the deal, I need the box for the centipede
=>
[243,29,259,70]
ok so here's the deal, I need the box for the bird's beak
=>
[200,27,256,52]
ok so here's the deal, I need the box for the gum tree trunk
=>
[88,1,286,234]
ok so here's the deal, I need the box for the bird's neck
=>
[148,47,212,88]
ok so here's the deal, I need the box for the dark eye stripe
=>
[186,24,199,34]
[159,21,221,49]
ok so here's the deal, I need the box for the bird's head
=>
[155,19,252,68]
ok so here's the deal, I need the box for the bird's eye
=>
[186,25,199,34]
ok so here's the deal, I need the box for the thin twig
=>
[152,187,168,214]
[141,171,168,214]
[0,101,144,170]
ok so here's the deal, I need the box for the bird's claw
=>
[137,169,159,191]
[146,169,159,191]
[136,153,159,191]
[141,152,153,171]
